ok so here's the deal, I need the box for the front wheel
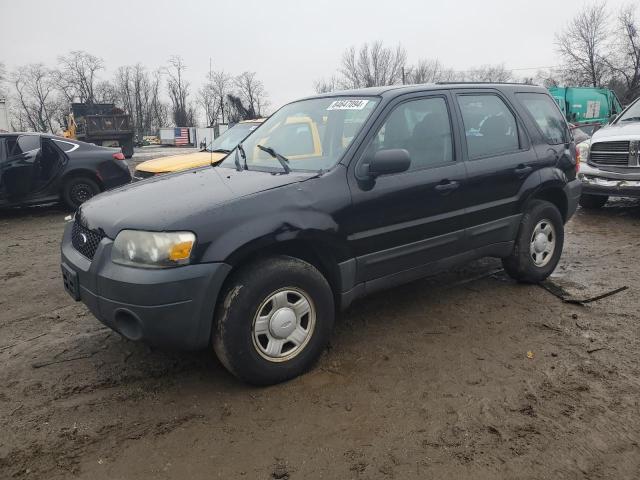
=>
[502,200,564,283]
[579,194,608,209]
[213,256,335,385]
[62,176,100,210]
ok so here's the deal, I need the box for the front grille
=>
[590,141,630,166]
[71,220,105,260]
[591,141,630,153]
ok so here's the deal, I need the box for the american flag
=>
[174,127,189,146]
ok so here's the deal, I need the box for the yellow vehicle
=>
[133,120,265,180]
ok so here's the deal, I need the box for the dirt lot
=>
[1,181,640,478]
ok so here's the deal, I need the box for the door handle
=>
[514,165,532,177]
[434,180,460,194]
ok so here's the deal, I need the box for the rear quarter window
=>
[517,93,569,145]
[53,139,80,153]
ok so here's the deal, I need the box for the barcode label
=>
[327,99,369,111]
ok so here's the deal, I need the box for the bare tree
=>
[150,68,170,130]
[313,76,340,94]
[165,55,191,126]
[607,4,640,102]
[406,59,458,84]
[0,62,6,97]
[94,80,118,104]
[11,64,60,132]
[234,71,268,118]
[114,64,168,136]
[463,64,513,82]
[211,70,232,124]
[55,51,104,103]
[199,73,217,127]
[556,2,610,87]
[339,41,407,88]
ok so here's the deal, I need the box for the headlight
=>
[576,140,591,167]
[112,230,196,268]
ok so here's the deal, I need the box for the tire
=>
[62,176,101,210]
[579,194,608,209]
[502,200,564,283]
[213,255,335,385]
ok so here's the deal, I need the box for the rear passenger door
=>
[346,92,468,283]
[453,90,539,249]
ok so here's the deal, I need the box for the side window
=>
[12,135,41,156]
[516,93,570,145]
[363,97,453,173]
[6,137,17,156]
[457,94,520,159]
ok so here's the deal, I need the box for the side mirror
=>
[608,113,618,123]
[368,149,411,178]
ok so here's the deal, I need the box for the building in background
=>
[0,98,9,132]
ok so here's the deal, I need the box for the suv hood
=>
[78,166,314,238]
[591,121,640,143]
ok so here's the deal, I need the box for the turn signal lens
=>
[169,241,194,261]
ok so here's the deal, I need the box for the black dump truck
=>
[64,103,135,158]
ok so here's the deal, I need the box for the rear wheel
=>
[502,200,564,283]
[213,256,334,385]
[62,176,100,210]
[579,194,608,209]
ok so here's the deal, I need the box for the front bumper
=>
[60,222,231,350]
[564,178,582,221]
[578,163,640,198]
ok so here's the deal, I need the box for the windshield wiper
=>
[257,145,291,174]
[209,148,231,153]
[620,116,640,122]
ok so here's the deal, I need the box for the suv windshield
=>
[207,122,260,152]
[220,97,379,172]
[617,97,640,123]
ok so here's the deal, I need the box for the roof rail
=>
[434,81,534,86]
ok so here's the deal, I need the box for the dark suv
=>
[61,84,581,385]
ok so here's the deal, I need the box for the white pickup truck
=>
[577,95,640,208]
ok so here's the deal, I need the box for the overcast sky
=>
[0,0,632,112]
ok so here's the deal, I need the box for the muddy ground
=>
[1,171,640,479]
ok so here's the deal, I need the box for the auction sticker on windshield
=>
[327,99,370,110]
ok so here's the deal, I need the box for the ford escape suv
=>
[61,84,581,385]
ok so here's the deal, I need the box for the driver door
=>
[0,135,42,201]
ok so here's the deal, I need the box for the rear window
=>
[457,94,520,159]
[517,93,569,145]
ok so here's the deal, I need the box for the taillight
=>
[113,152,125,160]
[575,148,581,173]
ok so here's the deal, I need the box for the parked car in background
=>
[1,133,131,209]
[133,119,265,180]
[61,84,580,385]
[576,95,640,208]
